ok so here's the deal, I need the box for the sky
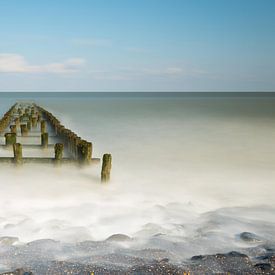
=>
[0,0,274,92]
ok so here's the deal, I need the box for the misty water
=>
[0,93,275,270]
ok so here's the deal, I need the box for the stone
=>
[106,234,132,242]
[0,236,19,246]
[240,232,263,243]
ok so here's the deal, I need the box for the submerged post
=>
[27,120,32,130]
[31,117,38,128]
[54,143,64,163]
[101,154,112,183]
[41,133,48,148]
[10,125,17,134]
[20,124,28,136]
[77,141,92,164]
[40,120,46,134]
[13,143,22,165]
[15,117,20,128]
[5,133,16,146]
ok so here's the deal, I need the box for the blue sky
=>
[0,0,274,91]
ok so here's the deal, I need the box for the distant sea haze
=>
[0,92,274,259]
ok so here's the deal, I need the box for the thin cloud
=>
[72,38,112,47]
[0,54,85,74]
[87,66,206,81]
[141,67,209,78]
[125,47,148,53]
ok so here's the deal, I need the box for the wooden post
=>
[77,141,92,164]
[41,133,48,148]
[31,117,38,128]
[27,120,32,130]
[101,154,112,183]
[10,125,17,134]
[15,117,20,128]
[20,124,28,136]
[54,143,64,163]
[40,120,46,134]
[86,142,92,161]
[74,137,81,158]
[5,133,16,146]
[13,143,22,165]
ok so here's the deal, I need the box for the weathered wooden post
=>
[20,124,28,136]
[10,125,17,134]
[41,132,48,148]
[101,154,112,183]
[74,137,81,158]
[77,141,92,164]
[86,142,92,161]
[27,120,32,130]
[13,143,22,165]
[31,117,38,128]
[54,143,64,163]
[40,120,46,134]
[5,133,16,146]
[15,117,20,127]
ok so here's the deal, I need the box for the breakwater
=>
[0,103,112,182]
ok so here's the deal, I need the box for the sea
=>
[0,92,274,272]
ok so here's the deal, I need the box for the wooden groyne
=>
[0,103,112,182]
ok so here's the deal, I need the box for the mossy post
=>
[5,133,16,146]
[31,117,38,128]
[13,143,22,165]
[54,143,64,163]
[77,141,92,164]
[20,124,28,136]
[101,154,112,183]
[74,137,81,159]
[15,117,20,127]
[41,133,48,148]
[27,120,32,130]
[40,120,46,134]
[10,125,17,134]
